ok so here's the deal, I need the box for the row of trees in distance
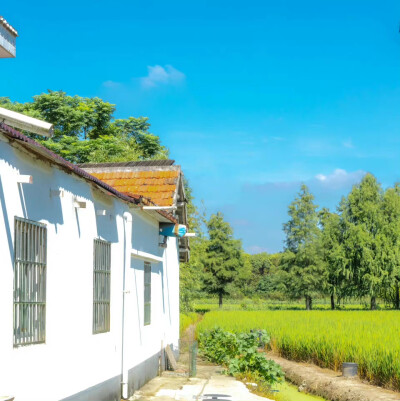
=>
[183,174,400,311]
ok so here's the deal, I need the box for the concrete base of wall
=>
[128,351,160,396]
[60,374,121,401]
[60,345,178,401]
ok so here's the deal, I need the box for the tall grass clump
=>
[197,310,400,390]
[180,312,199,336]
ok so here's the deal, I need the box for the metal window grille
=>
[144,262,151,325]
[13,217,47,347]
[93,239,111,334]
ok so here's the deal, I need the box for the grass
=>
[179,312,199,336]
[197,310,400,390]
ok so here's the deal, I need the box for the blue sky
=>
[2,1,400,253]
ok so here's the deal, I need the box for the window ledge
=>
[131,248,163,263]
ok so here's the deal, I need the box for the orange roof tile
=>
[91,170,180,207]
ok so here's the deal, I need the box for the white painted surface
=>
[0,134,180,400]
[0,23,16,58]
[131,248,164,263]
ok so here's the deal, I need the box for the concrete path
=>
[131,363,272,401]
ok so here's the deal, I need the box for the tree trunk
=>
[371,296,377,310]
[305,295,312,310]
[219,293,223,308]
[330,294,335,310]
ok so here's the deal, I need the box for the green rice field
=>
[196,310,400,390]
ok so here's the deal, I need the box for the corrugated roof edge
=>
[0,122,177,224]
[0,16,18,36]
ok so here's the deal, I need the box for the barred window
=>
[93,239,111,334]
[13,217,47,347]
[144,262,151,326]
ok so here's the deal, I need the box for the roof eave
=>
[0,123,177,223]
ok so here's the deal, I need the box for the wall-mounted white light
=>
[73,200,86,209]
[142,206,177,211]
[96,209,107,216]
[16,175,33,184]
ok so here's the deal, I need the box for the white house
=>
[0,16,17,58]
[0,120,187,401]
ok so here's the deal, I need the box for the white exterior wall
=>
[0,135,180,401]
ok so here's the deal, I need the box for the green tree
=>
[379,184,400,309]
[251,252,272,276]
[340,174,385,310]
[319,208,349,309]
[202,212,244,307]
[179,180,207,312]
[282,184,326,310]
[0,91,168,163]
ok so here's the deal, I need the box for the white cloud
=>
[246,169,366,193]
[247,245,270,254]
[315,173,327,181]
[140,65,185,88]
[102,80,122,88]
[314,168,365,188]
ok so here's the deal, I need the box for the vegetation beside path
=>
[197,310,400,391]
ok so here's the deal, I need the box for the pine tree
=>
[340,174,385,309]
[202,212,243,307]
[282,184,326,310]
[319,208,349,309]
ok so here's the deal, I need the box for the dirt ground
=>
[267,353,400,401]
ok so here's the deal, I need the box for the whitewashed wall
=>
[0,135,180,401]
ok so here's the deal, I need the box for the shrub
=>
[199,327,284,387]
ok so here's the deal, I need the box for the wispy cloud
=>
[246,168,366,193]
[343,139,354,149]
[102,80,122,89]
[247,245,270,254]
[314,168,365,189]
[140,65,185,88]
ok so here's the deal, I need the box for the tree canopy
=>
[0,91,168,163]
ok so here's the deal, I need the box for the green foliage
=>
[179,179,207,312]
[281,184,327,309]
[198,310,400,391]
[202,212,244,307]
[199,327,284,386]
[180,312,199,336]
[340,174,387,309]
[319,208,349,308]
[0,91,168,163]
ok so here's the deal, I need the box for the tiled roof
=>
[90,170,180,207]
[0,122,177,223]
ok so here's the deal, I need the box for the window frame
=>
[13,216,47,347]
[93,238,111,334]
[144,262,151,326]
